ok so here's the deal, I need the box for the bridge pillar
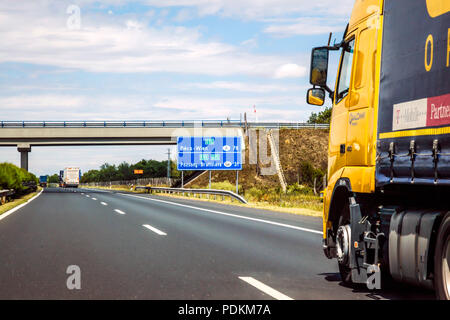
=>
[17,144,31,171]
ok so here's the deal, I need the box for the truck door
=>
[345,26,377,166]
[328,37,355,178]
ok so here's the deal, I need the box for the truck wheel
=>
[337,210,352,284]
[434,212,450,300]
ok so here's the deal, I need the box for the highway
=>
[0,188,435,300]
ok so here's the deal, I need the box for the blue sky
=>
[0,0,352,175]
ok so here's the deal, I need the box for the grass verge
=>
[82,185,322,217]
[0,187,42,216]
[82,185,148,193]
[152,192,322,217]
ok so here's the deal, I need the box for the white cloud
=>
[139,0,354,20]
[185,81,305,93]
[264,17,347,37]
[274,64,306,79]
[0,93,313,122]
[173,8,195,22]
[152,95,312,121]
[0,1,305,78]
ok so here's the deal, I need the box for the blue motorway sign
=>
[177,136,242,170]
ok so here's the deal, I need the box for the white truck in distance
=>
[62,167,80,188]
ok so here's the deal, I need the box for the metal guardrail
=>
[0,120,329,130]
[0,189,15,205]
[135,186,248,204]
[81,177,177,188]
[0,189,15,197]
[22,181,37,192]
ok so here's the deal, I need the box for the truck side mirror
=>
[306,88,325,106]
[310,47,329,87]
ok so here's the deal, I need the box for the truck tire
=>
[337,209,352,284]
[434,212,450,300]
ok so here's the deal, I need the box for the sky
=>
[0,0,352,176]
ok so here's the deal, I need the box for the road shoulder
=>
[0,188,43,220]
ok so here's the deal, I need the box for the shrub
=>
[0,162,38,192]
[287,183,314,195]
[299,161,325,188]
[245,187,266,201]
[210,180,234,192]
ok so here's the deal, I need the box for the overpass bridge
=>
[0,120,329,170]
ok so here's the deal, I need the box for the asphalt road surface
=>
[0,188,436,299]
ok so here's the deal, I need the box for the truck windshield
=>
[335,39,355,103]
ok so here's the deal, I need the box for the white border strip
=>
[118,193,322,235]
[239,277,293,300]
[0,189,43,222]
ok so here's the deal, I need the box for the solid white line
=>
[114,209,126,215]
[100,202,108,206]
[142,224,167,236]
[239,277,293,300]
[86,189,109,193]
[92,197,97,200]
[0,189,43,222]
[86,195,90,198]
[118,193,322,235]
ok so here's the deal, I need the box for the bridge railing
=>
[135,186,248,204]
[0,120,329,129]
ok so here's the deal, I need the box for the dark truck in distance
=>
[39,175,48,188]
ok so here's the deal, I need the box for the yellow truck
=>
[307,0,449,299]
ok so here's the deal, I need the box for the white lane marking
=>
[86,195,90,198]
[239,277,293,300]
[92,197,97,200]
[118,193,322,235]
[100,202,108,206]
[0,190,43,222]
[81,193,85,195]
[142,224,167,236]
[114,209,126,215]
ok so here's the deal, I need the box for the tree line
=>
[307,106,331,124]
[80,159,186,183]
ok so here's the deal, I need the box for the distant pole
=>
[181,171,184,188]
[166,148,171,185]
[244,112,248,134]
[236,170,239,194]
